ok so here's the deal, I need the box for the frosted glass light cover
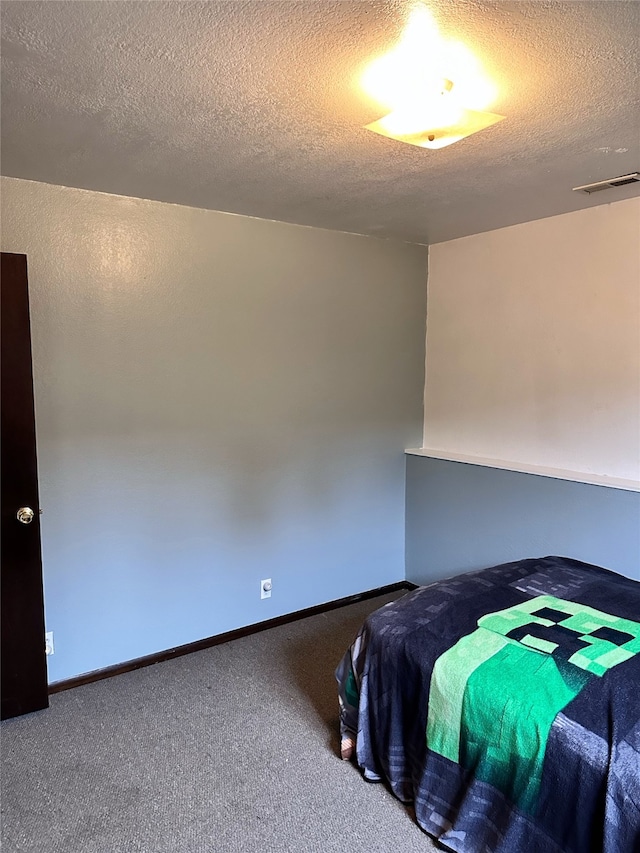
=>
[365,107,504,149]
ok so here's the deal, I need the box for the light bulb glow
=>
[362,4,503,149]
[361,7,449,112]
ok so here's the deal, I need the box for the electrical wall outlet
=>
[260,578,272,600]
[45,631,54,656]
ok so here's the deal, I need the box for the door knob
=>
[16,507,35,524]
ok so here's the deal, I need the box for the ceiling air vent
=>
[573,173,640,194]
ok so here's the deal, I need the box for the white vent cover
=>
[573,173,640,194]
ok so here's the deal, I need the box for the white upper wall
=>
[423,197,640,484]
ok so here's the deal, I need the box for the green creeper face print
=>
[426,595,640,813]
[477,595,640,675]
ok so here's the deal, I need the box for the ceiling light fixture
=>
[362,5,504,150]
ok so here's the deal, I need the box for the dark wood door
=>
[1,252,48,720]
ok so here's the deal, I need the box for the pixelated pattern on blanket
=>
[426,596,640,813]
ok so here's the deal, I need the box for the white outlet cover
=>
[45,631,54,655]
[261,579,272,600]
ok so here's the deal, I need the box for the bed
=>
[336,557,640,853]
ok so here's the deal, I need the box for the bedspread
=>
[336,557,640,853]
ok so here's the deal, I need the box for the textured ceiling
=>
[1,0,639,244]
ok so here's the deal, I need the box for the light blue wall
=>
[1,178,427,683]
[406,455,640,585]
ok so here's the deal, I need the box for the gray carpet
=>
[1,591,441,852]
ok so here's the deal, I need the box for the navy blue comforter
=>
[336,557,640,853]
